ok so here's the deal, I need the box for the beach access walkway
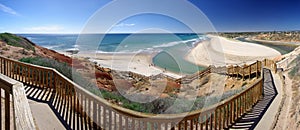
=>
[228,69,282,130]
[0,55,279,130]
[25,86,65,129]
[24,69,281,130]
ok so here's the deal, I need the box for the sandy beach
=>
[186,35,281,66]
[68,52,183,79]
[63,35,281,78]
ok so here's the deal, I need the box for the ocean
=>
[19,33,206,74]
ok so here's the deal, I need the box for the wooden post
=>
[0,89,1,129]
[200,117,204,130]
[256,61,259,79]
[205,114,209,130]
[218,109,222,130]
[264,59,267,66]
[53,71,57,91]
[274,63,277,73]
[214,110,218,130]
[242,67,245,80]
[0,58,2,73]
[249,65,252,80]
[226,105,229,127]
[5,90,10,130]
[222,108,226,129]
[4,59,6,75]
[210,113,214,130]
[243,64,247,80]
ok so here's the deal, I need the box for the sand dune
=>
[186,35,281,66]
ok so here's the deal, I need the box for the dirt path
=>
[273,71,293,130]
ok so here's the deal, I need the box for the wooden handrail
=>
[227,61,263,79]
[0,55,274,129]
[0,73,36,130]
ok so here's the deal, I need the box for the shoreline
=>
[58,35,283,79]
[247,37,300,45]
[62,51,183,79]
[186,35,281,67]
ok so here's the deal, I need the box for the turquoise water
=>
[153,44,205,74]
[19,33,206,74]
[237,37,297,55]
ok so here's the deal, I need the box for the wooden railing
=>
[176,66,212,84]
[263,59,277,73]
[0,73,36,130]
[177,60,266,84]
[227,61,262,80]
[0,56,270,129]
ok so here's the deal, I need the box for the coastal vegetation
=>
[255,31,300,43]
[216,31,299,54]
[217,31,300,43]
[20,57,72,79]
[0,33,35,51]
[288,56,300,77]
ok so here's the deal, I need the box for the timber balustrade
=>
[0,73,36,130]
[262,59,278,73]
[0,56,276,130]
[177,59,275,83]
[226,59,277,80]
[227,61,263,80]
[176,66,212,84]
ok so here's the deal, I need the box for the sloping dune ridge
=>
[186,35,281,66]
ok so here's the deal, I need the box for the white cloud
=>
[24,25,64,32]
[0,3,18,15]
[114,23,135,27]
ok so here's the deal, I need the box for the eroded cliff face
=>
[0,33,113,91]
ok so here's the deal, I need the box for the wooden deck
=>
[228,68,278,129]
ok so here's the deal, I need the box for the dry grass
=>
[0,41,35,59]
[289,77,300,128]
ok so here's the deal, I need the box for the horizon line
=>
[2,29,300,35]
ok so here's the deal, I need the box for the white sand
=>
[69,52,183,79]
[60,35,280,78]
[186,35,281,66]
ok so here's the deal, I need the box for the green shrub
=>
[0,33,35,51]
[289,56,300,77]
[20,57,72,79]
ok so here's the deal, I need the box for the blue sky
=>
[0,0,299,33]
